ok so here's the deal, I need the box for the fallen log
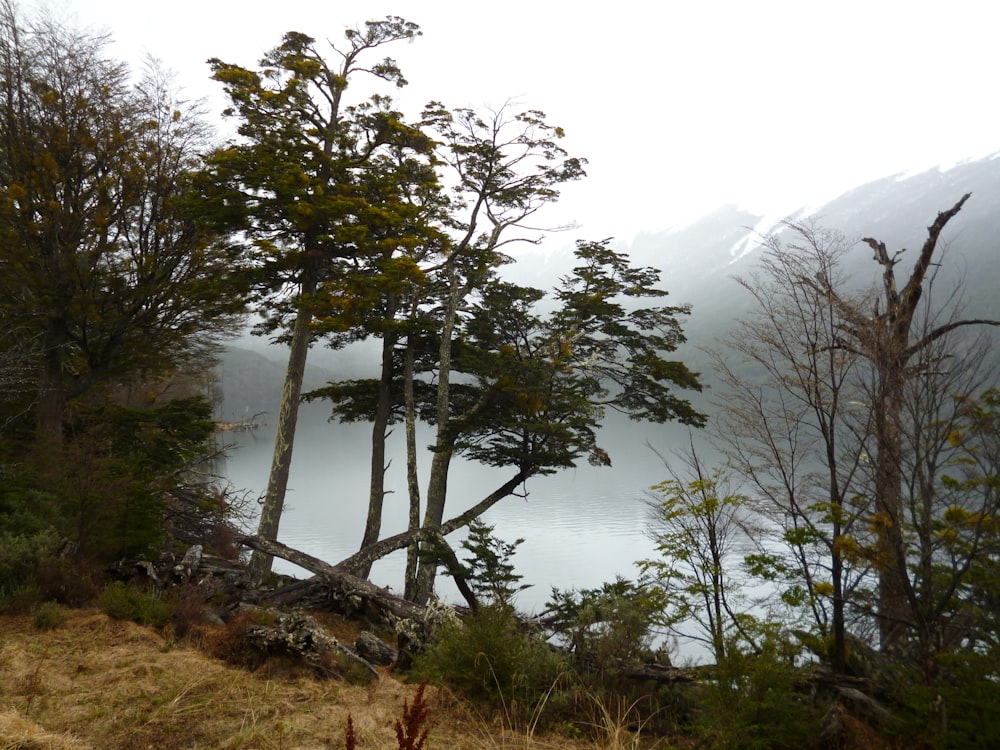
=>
[237,534,427,626]
[224,606,380,682]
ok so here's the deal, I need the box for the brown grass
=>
[0,610,622,749]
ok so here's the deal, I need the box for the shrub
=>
[167,585,209,640]
[207,611,273,671]
[456,520,530,607]
[411,603,564,720]
[0,528,59,591]
[33,601,67,630]
[546,577,663,679]
[0,584,42,614]
[35,557,99,606]
[893,651,1000,748]
[0,528,59,612]
[695,634,819,749]
[98,581,172,628]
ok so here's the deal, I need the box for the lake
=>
[217,401,694,615]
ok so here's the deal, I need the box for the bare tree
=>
[802,194,999,650]
[714,222,872,671]
[716,196,999,667]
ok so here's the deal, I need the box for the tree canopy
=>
[0,2,243,444]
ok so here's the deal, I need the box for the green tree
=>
[203,19,429,582]
[316,102,588,599]
[642,454,768,663]
[335,240,705,602]
[305,133,446,580]
[454,519,530,608]
[407,104,587,602]
[0,3,242,444]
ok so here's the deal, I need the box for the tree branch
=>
[336,468,533,574]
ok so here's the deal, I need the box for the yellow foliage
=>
[812,581,835,598]
[868,511,893,532]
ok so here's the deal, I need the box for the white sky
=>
[44,0,1000,245]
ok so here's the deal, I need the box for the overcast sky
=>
[46,0,1000,246]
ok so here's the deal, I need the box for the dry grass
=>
[0,610,618,749]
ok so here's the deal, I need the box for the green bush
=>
[411,603,564,716]
[0,583,42,614]
[33,600,67,630]
[0,528,59,611]
[695,635,819,749]
[98,581,172,628]
[547,577,662,674]
[892,651,1000,749]
[35,557,99,606]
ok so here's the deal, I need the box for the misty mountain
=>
[214,345,337,421]
[625,155,1000,363]
[218,154,1000,415]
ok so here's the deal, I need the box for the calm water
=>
[218,402,689,614]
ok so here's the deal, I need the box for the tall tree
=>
[714,222,871,672]
[203,19,428,582]
[0,2,242,444]
[717,198,1000,666]
[306,136,445,580]
[406,104,587,602]
[334,240,706,604]
[314,102,587,595]
[805,195,999,649]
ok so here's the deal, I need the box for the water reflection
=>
[217,402,692,613]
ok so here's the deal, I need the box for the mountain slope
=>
[218,154,1000,412]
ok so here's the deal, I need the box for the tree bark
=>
[403,335,422,600]
[247,271,316,584]
[241,533,428,623]
[411,267,461,603]
[356,326,397,579]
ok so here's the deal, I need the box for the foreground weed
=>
[587,693,659,749]
[345,713,358,750]
[394,680,431,750]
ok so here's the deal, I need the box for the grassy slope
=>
[0,609,613,750]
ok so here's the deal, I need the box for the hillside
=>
[213,345,338,422]
[0,610,603,750]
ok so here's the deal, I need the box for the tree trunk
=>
[872,363,911,649]
[403,335,422,600]
[341,468,533,578]
[247,271,316,584]
[862,193,972,650]
[411,268,460,604]
[356,328,397,579]
[241,534,428,624]
[35,321,68,446]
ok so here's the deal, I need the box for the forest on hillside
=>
[1,4,999,747]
